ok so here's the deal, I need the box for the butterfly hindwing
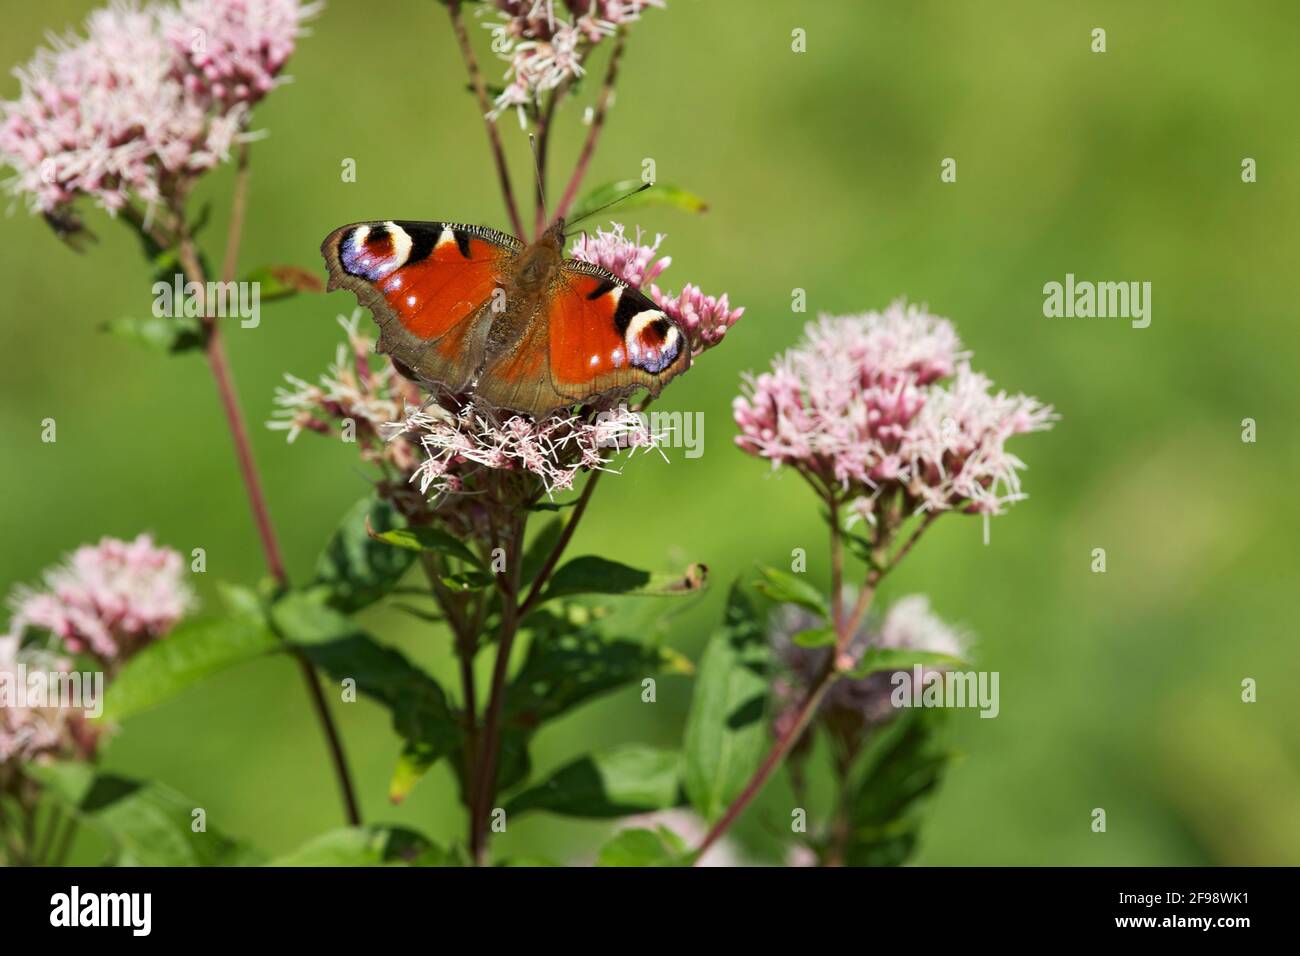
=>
[321,220,520,391]
[549,262,690,402]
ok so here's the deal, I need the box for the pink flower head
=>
[0,0,315,216]
[652,282,744,353]
[569,222,671,289]
[395,399,659,498]
[0,0,243,214]
[569,222,744,355]
[163,0,320,110]
[486,1,662,117]
[7,534,194,666]
[0,635,101,765]
[734,301,1054,518]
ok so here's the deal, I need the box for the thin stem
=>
[695,661,839,862]
[533,74,573,238]
[693,508,939,861]
[220,141,251,284]
[829,496,844,632]
[171,210,362,828]
[468,515,524,865]
[551,30,626,225]
[519,469,602,615]
[420,553,479,816]
[448,0,526,239]
[52,817,78,866]
[34,802,63,865]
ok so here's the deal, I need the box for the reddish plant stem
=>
[693,511,943,860]
[551,30,626,225]
[829,497,844,632]
[468,514,524,865]
[519,468,602,615]
[448,0,526,239]
[694,660,840,861]
[172,204,362,828]
[220,142,251,284]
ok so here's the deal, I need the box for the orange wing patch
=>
[322,220,519,392]
[549,266,690,402]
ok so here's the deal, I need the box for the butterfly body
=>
[321,219,688,418]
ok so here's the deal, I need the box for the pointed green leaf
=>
[272,593,460,801]
[242,264,324,303]
[568,180,708,224]
[28,763,263,866]
[754,566,828,619]
[314,495,416,612]
[683,582,771,822]
[504,623,691,730]
[368,525,485,570]
[847,648,969,679]
[505,746,683,818]
[266,825,445,867]
[793,626,838,648]
[104,615,279,721]
[540,556,707,603]
[102,315,204,355]
[595,826,692,867]
[846,710,954,866]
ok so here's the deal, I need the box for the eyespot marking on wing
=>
[340,221,413,281]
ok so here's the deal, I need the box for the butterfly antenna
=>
[563,181,654,235]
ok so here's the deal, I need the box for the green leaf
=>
[28,763,263,866]
[595,826,691,867]
[101,315,204,355]
[793,626,838,648]
[503,622,691,731]
[846,710,954,866]
[540,556,708,603]
[439,570,495,592]
[528,499,579,513]
[266,826,446,867]
[520,515,564,587]
[568,179,708,224]
[242,264,324,303]
[847,648,969,679]
[313,496,416,612]
[104,615,279,721]
[272,593,461,802]
[505,746,683,819]
[683,582,770,822]
[754,566,829,619]
[369,525,485,570]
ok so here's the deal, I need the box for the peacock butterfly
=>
[320,217,689,418]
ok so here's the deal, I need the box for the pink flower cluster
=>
[487,0,663,119]
[269,311,421,476]
[569,221,744,354]
[164,0,319,109]
[733,302,1055,517]
[397,400,658,497]
[271,312,661,504]
[7,534,194,667]
[0,0,314,214]
[0,636,99,764]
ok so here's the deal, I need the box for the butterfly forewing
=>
[321,220,519,391]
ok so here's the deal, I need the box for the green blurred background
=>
[2,0,1297,865]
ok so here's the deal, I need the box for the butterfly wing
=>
[474,260,690,417]
[321,220,521,391]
